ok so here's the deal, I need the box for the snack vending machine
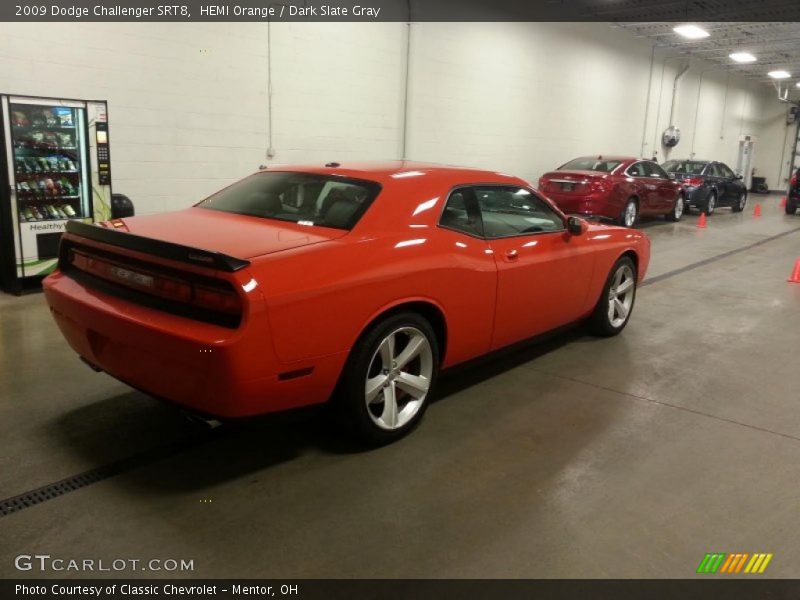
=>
[0,95,112,293]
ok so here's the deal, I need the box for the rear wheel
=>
[786,197,798,215]
[588,257,637,337]
[666,194,684,222]
[619,198,638,227]
[705,191,717,215]
[732,191,747,213]
[335,312,439,445]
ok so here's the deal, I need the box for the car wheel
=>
[732,191,747,213]
[666,194,684,222]
[705,191,717,215]
[336,312,439,445]
[619,199,638,228]
[587,256,637,337]
[786,197,798,215]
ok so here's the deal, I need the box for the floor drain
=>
[0,429,219,518]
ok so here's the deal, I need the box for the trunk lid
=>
[108,207,347,259]
[539,170,610,195]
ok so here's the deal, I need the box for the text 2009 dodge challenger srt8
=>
[44,162,650,444]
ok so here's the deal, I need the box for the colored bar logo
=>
[697,553,773,574]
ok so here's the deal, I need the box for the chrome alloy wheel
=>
[674,197,684,219]
[624,202,637,227]
[608,264,635,328]
[365,326,433,430]
[738,193,746,210]
[707,194,716,214]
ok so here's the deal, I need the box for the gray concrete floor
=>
[1,193,799,578]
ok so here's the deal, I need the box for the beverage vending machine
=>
[0,94,113,294]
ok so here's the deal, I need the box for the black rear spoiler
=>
[63,220,251,273]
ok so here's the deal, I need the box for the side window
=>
[718,164,736,179]
[474,186,564,238]
[439,189,483,237]
[649,163,670,179]
[627,162,646,177]
[708,164,722,177]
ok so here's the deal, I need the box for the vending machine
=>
[0,94,112,294]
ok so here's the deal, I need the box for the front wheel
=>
[587,257,637,337]
[619,199,638,228]
[335,312,439,445]
[731,191,747,213]
[665,194,684,222]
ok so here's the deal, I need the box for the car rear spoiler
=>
[63,220,251,273]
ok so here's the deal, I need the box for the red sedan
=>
[44,162,650,444]
[538,156,685,227]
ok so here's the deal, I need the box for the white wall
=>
[0,21,794,214]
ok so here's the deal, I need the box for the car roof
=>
[665,158,710,163]
[570,155,639,162]
[257,161,528,186]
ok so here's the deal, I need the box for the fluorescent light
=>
[673,24,710,40]
[768,70,791,79]
[729,52,756,63]
[796,82,800,88]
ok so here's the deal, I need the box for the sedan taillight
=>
[685,177,704,186]
[792,173,797,187]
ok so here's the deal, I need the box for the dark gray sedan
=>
[662,160,748,216]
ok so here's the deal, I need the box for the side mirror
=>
[668,173,676,180]
[567,216,583,235]
[735,174,743,180]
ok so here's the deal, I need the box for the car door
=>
[465,185,595,350]
[716,163,738,202]
[647,161,678,211]
[706,163,724,199]
[626,161,659,214]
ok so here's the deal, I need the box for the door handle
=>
[505,249,519,261]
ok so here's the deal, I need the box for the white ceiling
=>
[616,22,800,84]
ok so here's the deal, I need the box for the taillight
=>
[792,173,797,187]
[538,178,547,190]
[69,248,241,316]
[685,177,704,186]
[589,180,609,194]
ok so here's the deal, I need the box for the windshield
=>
[662,161,707,175]
[559,158,621,173]
[197,172,382,230]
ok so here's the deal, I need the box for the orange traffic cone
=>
[780,197,787,208]
[753,203,762,217]
[696,212,707,228]
[789,259,800,283]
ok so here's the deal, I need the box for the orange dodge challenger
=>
[44,162,650,444]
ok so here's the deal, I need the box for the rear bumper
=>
[547,193,619,221]
[683,187,708,206]
[43,271,345,418]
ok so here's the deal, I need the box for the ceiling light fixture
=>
[729,52,756,63]
[673,24,710,40]
[768,70,791,79]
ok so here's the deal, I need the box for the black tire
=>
[587,256,637,337]
[705,191,717,215]
[731,191,747,213]
[334,312,439,445]
[618,198,638,228]
[786,197,798,215]
[665,194,684,222]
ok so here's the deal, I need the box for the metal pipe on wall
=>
[400,1,412,160]
[639,43,657,158]
[668,61,690,126]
